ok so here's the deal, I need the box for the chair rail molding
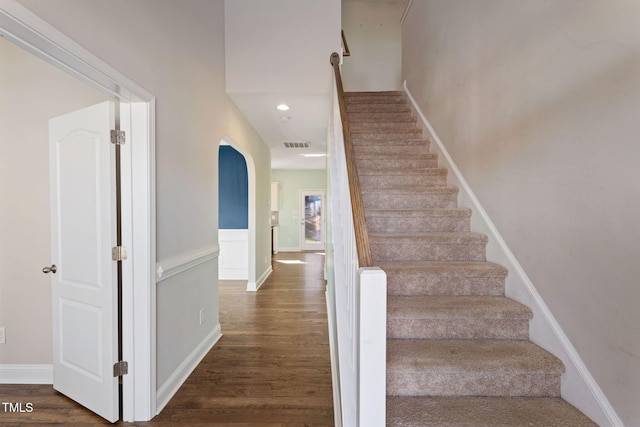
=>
[156,245,220,283]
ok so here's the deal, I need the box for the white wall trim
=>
[247,265,272,292]
[155,324,222,413]
[0,364,53,384]
[404,81,622,427]
[156,245,220,283]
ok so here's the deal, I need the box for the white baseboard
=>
[156,324,222,413]
[277,247,300,252]
[403,81,622,427]
[247,265,272,292]
[219,268,249,280]
[0,364,53,384]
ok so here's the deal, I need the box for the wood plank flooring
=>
[0,252,335,426]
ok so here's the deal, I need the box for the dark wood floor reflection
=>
[0,252,335,426]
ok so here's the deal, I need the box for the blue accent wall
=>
[219,146,248,229]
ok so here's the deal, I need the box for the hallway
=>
[0,251,335,425]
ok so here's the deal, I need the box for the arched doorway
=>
[218,139,258,291]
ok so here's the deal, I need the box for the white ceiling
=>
[229,93,331,169]
[225,0,341,170]
[224,0,409,170]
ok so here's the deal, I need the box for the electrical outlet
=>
[199,309,205,325]
[0,327,6,344]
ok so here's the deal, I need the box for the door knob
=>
[42,265,57,274]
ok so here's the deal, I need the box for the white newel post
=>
[358,267,387,426]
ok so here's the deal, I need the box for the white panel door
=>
[48,101,119,422]
[300,190,325,250]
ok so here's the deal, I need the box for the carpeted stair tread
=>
[388,296,532,320]
[346,103,412,113]
[365,214,471,233]
[380,261,507,296]
[356,160,448,173]
[354,143,432,156]
[356,153,437,165]
[351,120,417,131]
[352,137,427,146]
[386,396,598,426]
[345,92,404,102]
[370,232,488,244]
[351,130,424,141]
[350,116,416,125]
[378,260,508,277]
[348,111,415,122]
[366,208,471,218]
[360,169,447,189]
[387,296,531,339]
[363,186,458,195]
[370,232,487,262]
[345,90,403,97]
[345,96,404,104]
[366,208,471,233]
[387,339,564,397]
[387,339,564,376]
[363,187,459,210]
[355,152,437,160]
[359,167,446,176]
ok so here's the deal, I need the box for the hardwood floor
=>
[0,252,335,426]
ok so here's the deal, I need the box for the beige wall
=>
[12,0,271,389]
[402,1,640,425]
[0,37,110,364]
[225,0,339,94]
[341,1,404,92]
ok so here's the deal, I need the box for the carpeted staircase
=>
[345,91,597,426]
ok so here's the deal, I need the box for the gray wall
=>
[402,1,640,425]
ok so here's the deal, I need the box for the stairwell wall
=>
[402,1,640,425]
[341,1,404,92]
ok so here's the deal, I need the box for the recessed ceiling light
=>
[301,153,327,158]
[276,104,290,111]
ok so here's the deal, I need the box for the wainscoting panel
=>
[218,229,249,280]
[155,245,221,413]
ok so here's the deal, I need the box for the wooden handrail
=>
[341,30,351,57]
[330,52,373,267]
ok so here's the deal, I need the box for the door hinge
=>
[112,246,127,261]
[110,129,126,145]
[113,361,128,377]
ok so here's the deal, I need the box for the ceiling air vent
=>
[283,141,310,149]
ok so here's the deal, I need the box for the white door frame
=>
[0,1,157,421]
[300,189,326,250]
